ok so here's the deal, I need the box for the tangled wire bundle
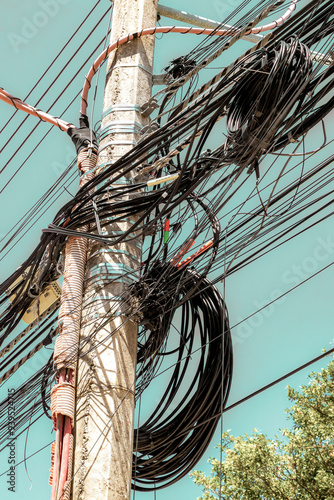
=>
[224,37,313,169]
[0,0,333,493]
[131,263,233,490]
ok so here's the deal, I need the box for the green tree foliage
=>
[191,360,334,499]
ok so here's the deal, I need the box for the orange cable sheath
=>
[0,88,73,132]
[170,239,195,266]
[50,150,97,500]
[51,369,66,499]
[51,413,64,500]
[177,239,214,268]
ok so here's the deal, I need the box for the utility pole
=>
[72,1,158,499]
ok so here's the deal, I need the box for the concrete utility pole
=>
[72,1,158,499]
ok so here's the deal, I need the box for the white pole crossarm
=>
[157,3,264,43]
[157,3,332,65]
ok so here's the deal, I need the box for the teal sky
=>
[0,1,333,499]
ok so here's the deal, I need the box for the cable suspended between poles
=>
[0,87,74,132]
[0,0,297,131]
[6,0,333,495]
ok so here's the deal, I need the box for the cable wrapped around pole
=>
[49,146,97,500]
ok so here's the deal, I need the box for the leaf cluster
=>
[191,361,334,499]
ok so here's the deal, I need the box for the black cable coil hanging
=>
[224,37,313,170]
[130,263,233,491]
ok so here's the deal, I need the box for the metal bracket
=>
[140,98,159,117]
[140,122,160,136]
[152,73,171,86]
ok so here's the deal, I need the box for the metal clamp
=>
[152,74,171,86]
[140,98,159,117]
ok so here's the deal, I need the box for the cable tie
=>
[92,200,102,235]
[87,144,94,158]
[261,53,268,68]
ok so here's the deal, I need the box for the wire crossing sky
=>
[0,0,333,499]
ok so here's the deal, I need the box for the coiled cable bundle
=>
[224,37,313,169]
[131,262,233,491]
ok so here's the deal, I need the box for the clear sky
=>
[0,1,333,499]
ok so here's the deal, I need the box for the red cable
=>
[170,239,195,266]
[58,416,72,499]
[177,239,214,268]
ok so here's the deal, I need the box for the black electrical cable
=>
[1,0,334,489]
[131,265,232,491]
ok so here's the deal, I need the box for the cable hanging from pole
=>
[0,0,334,495]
